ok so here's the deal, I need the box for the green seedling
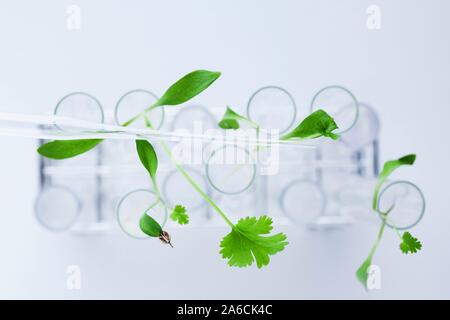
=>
[356,154,422,289]
[280,109,339,141]
[37,69,288,268]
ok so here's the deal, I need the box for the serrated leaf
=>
[220,216,288,268]
[154,70,221,107]
[37,139,103,159]
[280,109,339,141]
[139,213,162,237]
[170,205,189,225]
[136,139,158,182]
[400,232,422,254]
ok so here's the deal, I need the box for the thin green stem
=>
[125,104,235,228]
[159,140,235,228]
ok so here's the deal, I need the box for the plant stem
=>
[159,140,235,228]
[126,104,235,229]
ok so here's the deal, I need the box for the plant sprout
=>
[37,70,292,268]
[356,154,422,289]
[218,105,339,141]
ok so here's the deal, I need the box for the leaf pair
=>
[220,216,288,268]
[37,70,221,160]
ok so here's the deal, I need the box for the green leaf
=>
[136,139,158,182]
[355,219,387,289]
[220,216,288,268]
[154,70,221,107]
[280,109,339,141]
[356,257,372,289]
[37,139,103,159]
[170,205,189,225]
[400,232,422,254]
[372,154,416,210]
[218,106,257,130]
[139,213,162,237]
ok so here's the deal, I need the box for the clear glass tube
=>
[377,180,425,230]
[339,102,380,151]
[53,92,104,132]
[279,179,326,225]
[170,104,217,132]
[161,167,209,223]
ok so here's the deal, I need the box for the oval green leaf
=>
[139,213,162,237]
[136,139,158,181]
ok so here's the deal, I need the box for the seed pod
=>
[139,213,162,237]
[159,230,173,248]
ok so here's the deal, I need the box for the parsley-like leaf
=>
[220,216,288,268]
[400,232,422,254]
[280,109,339,141]
[170,205,189,225]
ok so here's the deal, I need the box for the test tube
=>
[377,180,425,230]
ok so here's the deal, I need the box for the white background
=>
[0,0,449,298]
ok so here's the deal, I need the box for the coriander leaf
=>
[220,215,288,268]
[37,139,103,159]
[139,213,162,237]
[170,205,189,225]
[372,154,416,210]
[280,109,339,141]
[218,106,257,129]
[400,232,422,254]
[136,139,158,182]
[154,70,221,107]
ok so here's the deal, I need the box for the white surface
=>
[0,0,449,299]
